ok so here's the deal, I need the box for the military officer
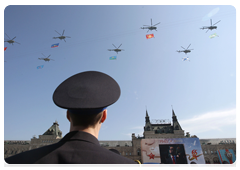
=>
[5,71,137,164]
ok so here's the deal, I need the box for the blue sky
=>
[3,4,237,141]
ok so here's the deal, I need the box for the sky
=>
[3,3,238,142]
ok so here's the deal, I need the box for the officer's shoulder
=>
[5,142,59,164]
[99,147,136,164]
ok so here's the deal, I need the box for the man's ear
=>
[100,109,107,123]
[67,110,71,122]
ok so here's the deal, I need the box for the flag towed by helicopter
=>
[109,56,117,60]
[51,43,59,48]
[4,47,7,51]
[209,33,219,39]
[37,65,44,69]
[146,34,154,39]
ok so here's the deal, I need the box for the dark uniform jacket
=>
[5,131,136,164]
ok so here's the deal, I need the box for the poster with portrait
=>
[217,149,236,164]
[141,138,205,164]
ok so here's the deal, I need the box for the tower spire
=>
[171,105,176,116]
[171,107,182,130]
[145,108,150,123]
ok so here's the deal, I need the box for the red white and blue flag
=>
[51,43,59,48]
[37,65,44,69]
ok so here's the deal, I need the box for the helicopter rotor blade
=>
[55,30,61,35]
[213,20,221,26]
[5,33,10,39]
[47,55,51,58]
[143,25,150,26]
[153,22,161,26]
[112,44,117,49]
[210,19,212,26]
[181,46,186,50]
[64,39,66,42]
[12,36,16,40]
[62,30,65,36]
[41,53,47,58]
[186,44,191,49]
[118,44,122,49]
[151,19,152,26]
[65,36,71,38]
[206,29,209,33]
[14,41,20,44]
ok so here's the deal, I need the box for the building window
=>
[129,153,131,155]
[206,160,210,164]
[204,151,207,154]
[137,148,141,156]
[126,153,128,155]
[211,151,213,154]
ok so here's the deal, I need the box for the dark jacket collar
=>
[60,131,100,146]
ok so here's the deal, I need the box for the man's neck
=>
[70,126,99,139]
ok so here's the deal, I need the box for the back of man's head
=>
[68,110,104,128]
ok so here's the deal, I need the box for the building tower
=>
[143,108,185,138]
[172,108,182,131]
[144,109,152,132]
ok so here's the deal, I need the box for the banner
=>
[217,149,236,164]
[141,138,205,164]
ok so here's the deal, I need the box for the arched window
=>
[205,158,210,164]
[213,157,220,164]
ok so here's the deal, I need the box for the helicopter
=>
[38,53,54,62]
[182,57,190,62]
[108,44,124,54]
[4,33,20,45]
[141,19,161,32]
[53,30,71,42]
[177,44,194,55]
[200,19,221,33]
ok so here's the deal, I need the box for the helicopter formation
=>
[108,44,124,54]
[38,53,54,62]
[4,33,20,45]
[141,19,161,32]
[4,18,221,63]
[200,19,221,33]
[177,44,194,55]
[53,30,71,42]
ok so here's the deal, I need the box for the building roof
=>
[42,121,62,138]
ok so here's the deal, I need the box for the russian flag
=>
[51,43,59,48]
